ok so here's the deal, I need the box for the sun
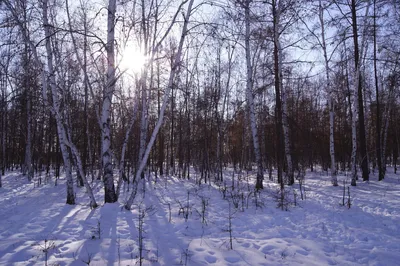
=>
[119,46,147,74]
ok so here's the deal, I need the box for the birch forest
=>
[1,0,400,265]
[0,0,399,206]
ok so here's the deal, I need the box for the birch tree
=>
[319,0,337,185]
[351,0,370,182]
[271,0,284,186]
[241,0,264,189]
[41,0,76,205]
[101,0,118,203]
[350,48,359,186]
[41,0,98,207]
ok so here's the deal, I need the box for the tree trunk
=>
[273,0,293,185]
[24,91,33,181]
[0,69,5,187]
[373,0,384,181]
[319,0,337,186]
[281,73,293,185]
[350,77,358,186]
[381,84,394,176]
[244,0,264,190]
[1,88,5,177]
[273,0,284,187]
[157,87,164,176]
[170,82,175,175]
[351,0,369,182]
[41,0,75,203]
[138,75,148,179]
[101,0,118,203]
[138,0,149,179]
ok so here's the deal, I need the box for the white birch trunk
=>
[350,74,359,186]
[281,78,293,184]
[68,139,98,208]
[41,0,74,204]
[125,0,195,210]
[101,0,118,203]
[244,0,264,189]
[275,0,293,185]
[319,0,337,185]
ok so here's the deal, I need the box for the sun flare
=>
[119,46,147,74]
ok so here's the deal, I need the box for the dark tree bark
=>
[373,0,384,181]
[351,0,369,181]
[273,0,284,186]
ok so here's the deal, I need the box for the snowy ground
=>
[0,168,399,266]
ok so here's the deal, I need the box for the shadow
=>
[100,203,119,264]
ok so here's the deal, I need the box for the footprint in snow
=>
[295,249,309,256]
[205,255,217,263]
[59,246,69,252]
[225,256,240,263]
[261,245,275,254]
[242,243,250,248]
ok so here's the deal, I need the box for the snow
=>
[0,169,399,265]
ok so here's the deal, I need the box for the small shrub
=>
[32,238,57,266]
[90,220,101,239]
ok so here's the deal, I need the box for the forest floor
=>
[0,167,399,265]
